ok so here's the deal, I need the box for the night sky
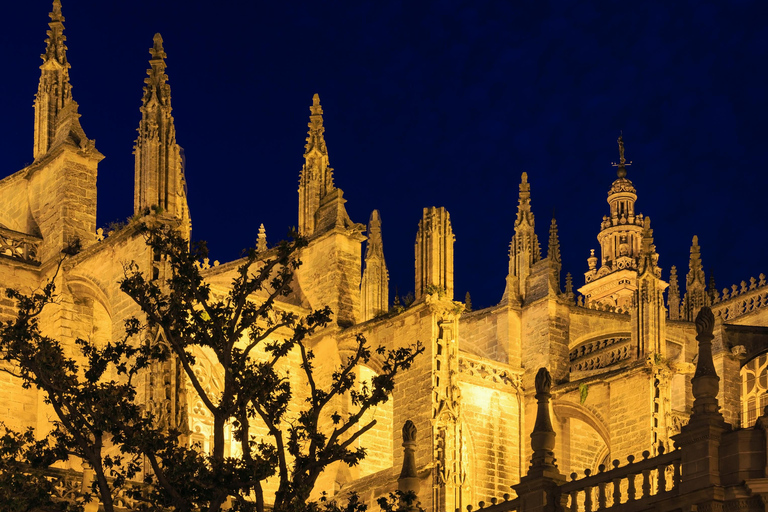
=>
[2,1,766,311]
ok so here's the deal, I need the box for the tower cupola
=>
[579,136,650,310]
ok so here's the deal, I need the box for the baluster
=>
[657,462,667,492]
[611,459,622,506]
[641,467,652,498]
[570,490,579,512]
[625,456,636,501]
[673,459,682,488]
[612,477,622,506]
[597,481,607,510]
[627,474,636,501]
[584,485,593,512]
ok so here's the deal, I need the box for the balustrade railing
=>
[561,447,681,512]
[466,493,519,512]
[569,337,632,372]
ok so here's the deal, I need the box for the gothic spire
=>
[134,34,190,236]
[668,265,681,320]
[504,173,540,303]
[34,0,75,159]
[362,210,389,320]
[683,235,709,321]
[299,94,336,236]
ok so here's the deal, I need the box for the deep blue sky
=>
[2,1,767,310]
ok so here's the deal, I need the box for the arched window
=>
[741,353,768,427]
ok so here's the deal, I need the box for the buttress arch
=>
[553,400,611,473]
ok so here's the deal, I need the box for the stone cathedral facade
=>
[2,3,768,512]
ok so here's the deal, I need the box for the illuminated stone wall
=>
[4,6,768,512]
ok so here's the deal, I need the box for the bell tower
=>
[579,136,646,310]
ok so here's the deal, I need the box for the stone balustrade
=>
[711,276,768,321]
[561,448,681,512]
[0,225,42,265]
[569,337,632,372]
[466,494,519,512]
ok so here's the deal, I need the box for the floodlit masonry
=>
[2,2,768,511]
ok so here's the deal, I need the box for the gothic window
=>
[741,353,768,427]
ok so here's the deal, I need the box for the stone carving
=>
[458,356,522,390]
[402,419,417,443]
[535,367,552,395]
[0,227,42,265]
[695,306,714,337]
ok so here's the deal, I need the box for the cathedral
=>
[2,3,768,512]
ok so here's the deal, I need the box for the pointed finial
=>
[42,0,69,66]
[668,265,681,320]
[639,216,661,276]
[151,33,167,60]
[687,235,705,286]
[141,33,171,110]
[611,133,632,178]
[548,217,560,263]
[464,292,472,312]
[515,172,533,225]
[52,0,63,20]
[256,223,267,252]
[690,307,723,422]
[304,93,328,156]
[311,93,323,114]
[365,210,384,259]
[398,420,420,503]
[529,367,559,474]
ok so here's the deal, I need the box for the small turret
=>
[361,210,389,320]
[683,236,709,321]
[133,34,190,235]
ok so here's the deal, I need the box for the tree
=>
[0,222,423,512]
